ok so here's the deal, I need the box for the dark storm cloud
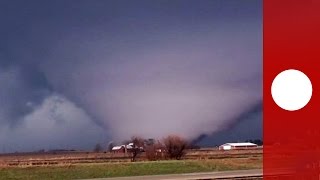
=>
[0,66,49,126]
[0,0,262,152]
[194,101,263,145]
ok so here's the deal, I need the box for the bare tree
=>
[94,143,102,152]
[163,135,188,160]
[107,142,114,152]
[130,136,145,162]
[145,140,165,161]
[145,145,156,161]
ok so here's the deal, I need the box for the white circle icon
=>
[271,69,313,111]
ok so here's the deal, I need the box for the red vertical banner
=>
[264,0,320,179]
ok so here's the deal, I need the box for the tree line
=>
[94,135,189,162]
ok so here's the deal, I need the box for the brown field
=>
[0,148,262,180]
[0,148,262,167]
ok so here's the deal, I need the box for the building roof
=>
[220,142,257,147]
[112,146,123,150]
[111,144,133,151]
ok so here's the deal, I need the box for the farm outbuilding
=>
[111,146,125,153]
[219,142,258,150]
[111,145,133,153]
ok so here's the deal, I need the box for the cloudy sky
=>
[0,0,262,152]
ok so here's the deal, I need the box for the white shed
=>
[219,142,258,150]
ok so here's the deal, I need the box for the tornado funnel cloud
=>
[0,0,262,151]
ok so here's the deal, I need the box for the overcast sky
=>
[0,0,262,153]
